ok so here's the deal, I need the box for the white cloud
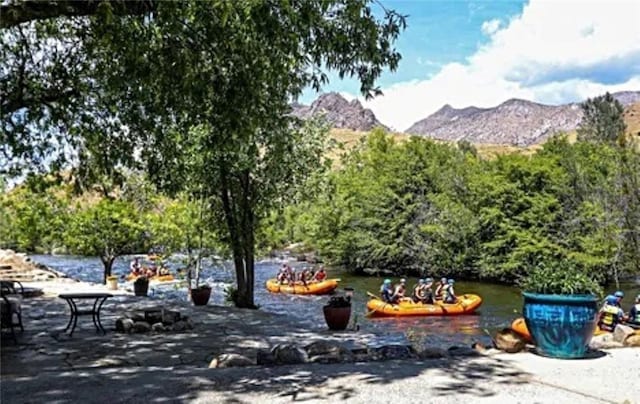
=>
[481,19,501,36]
[350,0,640,131]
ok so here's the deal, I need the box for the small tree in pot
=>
[521,259,603,359]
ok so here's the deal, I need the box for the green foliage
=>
[577,92,626,144]
[0,181,69,252]
[521,260,603,296]
[262,129,640,287]
[65,199,147,283]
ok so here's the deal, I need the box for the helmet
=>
[441,277,446,283]
[383,279,391,285]
[636,294,640,302]
[419,279,425,284]
[400,278,407,284]
[606,295,618,305]
[614,291,624,298]
[447,279,455,285]
[425,277,433,283]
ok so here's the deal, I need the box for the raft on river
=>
[125,274,175,283]
[265,278,340,295]
[510,317,608,343]
[366,293,483,317]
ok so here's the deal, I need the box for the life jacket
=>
[631,303,640,324]
[315,271,326,281]
[395,284,406,297]
[414,285,425,299]
[445,285,455,301]
[380,285,393,302]
[599,304,621,331]
[435,283,444,299]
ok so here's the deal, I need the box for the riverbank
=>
[2,270,639,403]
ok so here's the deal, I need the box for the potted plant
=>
[133,276,149,296]
[188,256,212,306]
[521,260,603,359]
[323,294,352,331]
[106,275,119,291]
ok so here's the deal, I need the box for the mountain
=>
[292,92,388,132]
[406,91,640,146]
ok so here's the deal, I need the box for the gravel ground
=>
[2,279,639,404]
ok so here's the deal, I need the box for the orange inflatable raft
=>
[125,274,175,283]
[510,317,608,343]
[265,278,340,295]
[366,294,483,317]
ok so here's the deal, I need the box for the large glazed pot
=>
[323,305,351,331]
[523,292,598,359]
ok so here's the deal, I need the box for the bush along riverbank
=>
[260,129,640,287]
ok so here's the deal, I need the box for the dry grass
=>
[327,103,640,161]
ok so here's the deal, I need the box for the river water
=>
[31,254,640,348]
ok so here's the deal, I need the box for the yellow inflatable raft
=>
[126,274,175,283]
[265,278,340,295]
[510,317,607,343]
[366,293,483,317]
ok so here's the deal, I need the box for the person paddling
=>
[598,295,626,331]
[391,278,406,304]
[443,279,457,303]
[130,258,141,276]
[628,295,640,327]
[422,277,434,304]
[412,279,426,303]
[380,279,394,303]
[314,266,327,282]
[434,277,447,300]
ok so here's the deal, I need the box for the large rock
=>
[494,328,527,353]
[416,347,448,359]
[624,334,640,347]
[613,324,635,343]
[304,340,353,363]
[151,323,166,332]
[304,340,354,364]
[256,349,277,366]
[271,344,309,365]
[447,346,480,357]
[367,345,414,361]
[115,318,134,333]
[589,333,624,349]
[209,353,254,369]
[133,321,151,333]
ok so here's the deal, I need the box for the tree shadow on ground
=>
[1,294,530,403]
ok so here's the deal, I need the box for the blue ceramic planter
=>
[522,292,598,359]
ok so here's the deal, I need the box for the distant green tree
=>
[65,199,147,284]
[577,92,626,144]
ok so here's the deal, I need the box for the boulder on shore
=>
[494,328,527,353]
[613,324,635,344]
[589,333,624,349]
[209,353,254,369]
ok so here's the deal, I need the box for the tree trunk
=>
[220,165,257,309]
[100,255,115,284]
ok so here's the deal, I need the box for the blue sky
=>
[301,0,640,131]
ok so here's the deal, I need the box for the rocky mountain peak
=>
[291,92,388,132]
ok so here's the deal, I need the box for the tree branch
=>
[1,0,156,29]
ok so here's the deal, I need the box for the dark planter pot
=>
[323,305,351,331]
[134,281,149,297]
[191,287,212,306]
[523,292,598,359]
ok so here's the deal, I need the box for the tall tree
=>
[1,1,406,308]
[577,92,626,144]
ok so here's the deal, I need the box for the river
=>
[31,254,640,348]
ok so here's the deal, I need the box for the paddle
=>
[365,291,387,317]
